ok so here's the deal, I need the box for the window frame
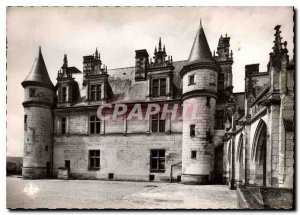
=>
[191,150,197,159]
[190,124,195,137]
[88,150,100,170]
[62,87,67,103]
[152,78,167,97]
[90,84,102,101]
[215,110,225,129]
[61,117,66,135]
[151,113,165,133]
[89,115,101,134]
[150,149,166,173]
[29,88,36,97]
[189,75,195,85]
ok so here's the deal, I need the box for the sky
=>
[6,7,294,157]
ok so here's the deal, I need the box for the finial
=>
[226,33,227,37]
[213,50,215,57]
[230,50,233,58]
[159,37,162,51]
[154,46,157,53]
[163,44,166,52]
[95,48,99,59]
[171,56,173,63]
[63,54,68,68]
[200,19,202,28]
[38,46,42,54]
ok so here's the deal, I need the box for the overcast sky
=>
[7,7,293,157]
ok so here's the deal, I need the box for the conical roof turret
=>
[22,47,54,90]
[186,20,214,65]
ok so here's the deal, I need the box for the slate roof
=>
[22,47,54,90]
[186,21,214,66]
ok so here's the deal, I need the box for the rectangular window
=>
[89,150,100,170]
[29,88,36,97]
[65,160,70,170]
[90,115,101,134]
[90,84,101,101]
[152,78,166,97]
[150,149,165,173]
[217,73,225,91]
[61,117,66,134]
[206,97,211,107]
[190,124,195,137]
[191,150,197,159]
[206,130,213,143]
[62,87,67,102]
[152,79,159,97]
[189,75,195,85]
[24,114,27,131]
[152,113,165,133]
[215,110,224,129]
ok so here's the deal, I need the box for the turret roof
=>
[186,20,214,66]
[22,47,54,90]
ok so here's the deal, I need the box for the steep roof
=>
[186,21,214,66]
[22,47,54,90]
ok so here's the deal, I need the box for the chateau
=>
[21,22,294,188]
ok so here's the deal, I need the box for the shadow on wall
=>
[6,157,23,175]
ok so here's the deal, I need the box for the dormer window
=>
[62,87,67,102]
[90,84,101,101]
[152,78,166,97]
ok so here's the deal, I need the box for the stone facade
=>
[22,23,294,188]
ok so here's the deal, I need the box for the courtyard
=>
[7,176,237,209]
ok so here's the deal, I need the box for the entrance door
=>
[65,160,70,170]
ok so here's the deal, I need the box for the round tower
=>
[21,47,55,179]
[180,21,221,184]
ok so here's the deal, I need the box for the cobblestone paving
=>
[7,177,237,209]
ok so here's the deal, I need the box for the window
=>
[206,97,211,107]
[191,150,197,159]
[45,145,48,152]
[90,115,101,134]
[206,130,213,143]
[108,173,114,180]
[150,149,165,172]
[215,110,224,129]
[29,88,36,97]
[152,113,165,133]
[89,150,100,170]
[62,87,67,102]
[65,160,70,170]
[90,84,101,101]
[61,117,66,134]
[218,73,225,91]
[189,75,195,85]
[24,114,27,131]
[190,124,195,137]
[152,78,166,97]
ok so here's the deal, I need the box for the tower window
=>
[206,97,211,107]
[89,150,100,170]
[90,84,101,101]
[152,113,165,133]
[150,149,165,173]
[29,88,36,97]
[218,73,225,91]
[189,75,195,85]
[61,117,66,134]
[62,87,67,102]
[152,78,166,97]
[24,114,27,131]
[191,150,197,159]
[190,124,195,137]
[45,145,48,152]
[90,115,101,134]
[215,110,224,129]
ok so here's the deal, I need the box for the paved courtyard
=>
[7,176,237,209]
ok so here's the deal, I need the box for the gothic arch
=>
[236,134,244,182]
[251,120,267,161]
[251,119,268,186]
